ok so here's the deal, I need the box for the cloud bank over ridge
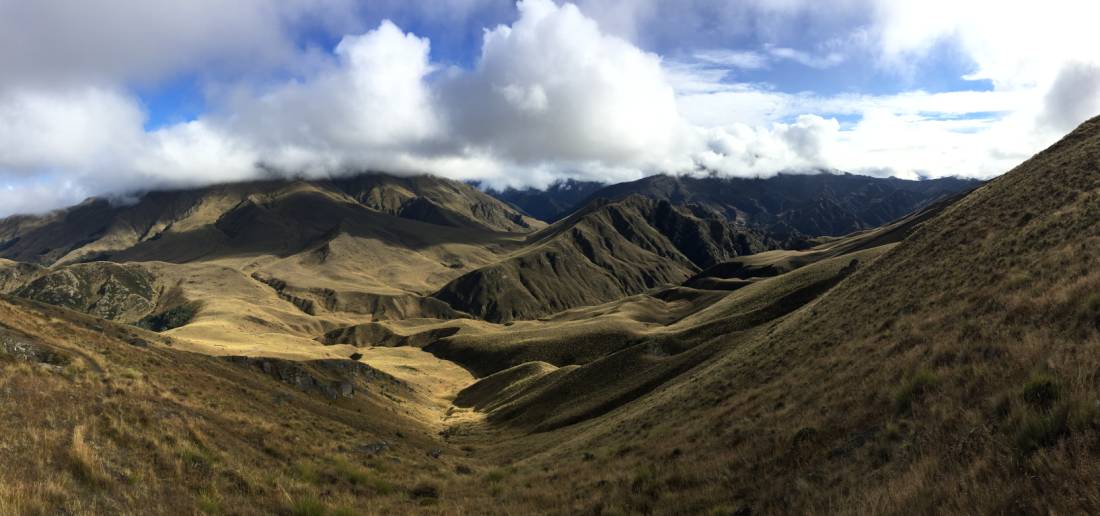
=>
[0,0,1098,215]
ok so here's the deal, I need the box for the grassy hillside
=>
[0,173,540,267]
[0,296,490,515]
[433,195,771,322]
[0,115,1094,515]
[453,115,1100,514]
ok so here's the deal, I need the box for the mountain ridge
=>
[550,172,982,242]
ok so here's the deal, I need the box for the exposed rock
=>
[0,330,67,366]
[14,262,159,323]
[359,441,390,455]
[223,356,409,400]
[0,259,44,294]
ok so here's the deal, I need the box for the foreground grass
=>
[0,298,531,514]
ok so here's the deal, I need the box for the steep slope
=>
[0,295,486,515]
[577,172,980,241]
[330,173,543,232]
[432,196,772,322]
[684,189,967,289]
[15,262,160,323]
[0,173,539,267]
[0,258,43,293]
[452,115,1100,514]
[0,174,541,361]
[485,179,606,222]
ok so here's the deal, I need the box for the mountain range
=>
[489,173,978,243]
[5,116,1100,515]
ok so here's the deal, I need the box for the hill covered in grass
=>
[454,114,1100,514]
[1,116,1097,514]
[0,173,541,267]
[433,195,772,322]
[0,296,487,515]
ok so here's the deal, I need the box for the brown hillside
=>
[0,173,540,267]
[460,115,1100,514]
[0,296,485,515]
[433,195,771,322]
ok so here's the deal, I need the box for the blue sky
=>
[0,0,1098,215]
[136,2,993,129]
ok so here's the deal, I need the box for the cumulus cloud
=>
[1,0,1100,215]
[223,21,442,173]
[443,0,690,183]
[0,88,144,175]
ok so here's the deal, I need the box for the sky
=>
[1,0,1099,216]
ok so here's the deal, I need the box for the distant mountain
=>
[0,173,542,267]
[432,195,771,322]
[0,173,547,332]
[7,118,1100,514]
[506,172,981,242]
[483,179,606,222]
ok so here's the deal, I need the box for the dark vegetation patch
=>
[135,301,202,332]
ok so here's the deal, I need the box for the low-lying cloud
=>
[0,0,1098,215]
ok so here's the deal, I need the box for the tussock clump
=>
[410,482,440,500]
[893,369,939,414]
[68,425,105,486]
[1022,372,1061,409]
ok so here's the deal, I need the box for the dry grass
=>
[0,298,509,514]
[0,119,1097,514]
[458,115,1100,514]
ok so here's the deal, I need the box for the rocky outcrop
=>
[15,262,159,323]
[222,356,411,401]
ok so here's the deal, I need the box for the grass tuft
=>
[289,495,328,516]
[68,425,105,486]
[893,369,939,414]
[1022,372,1061,409]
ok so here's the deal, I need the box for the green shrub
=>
[329,459,370,486]
[290,496,327,516]
[1078,292,1100,323]
[894,369,939,414]
[1014,404,1070,454]
[410,482,440,500]
[485,469,508,483]
[135,302,201,332]
[1022,372,1060,409]
[1014,398,1097,454]
[197,491,221,515]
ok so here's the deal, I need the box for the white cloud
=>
[0,88,144,175]
[0,0,362,88]
[694,115,840,176]
[694,50,770,70]
[222,20,442,174]
[442,0,692,183]
[1,0,1100,216]
[766,46,845,69]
